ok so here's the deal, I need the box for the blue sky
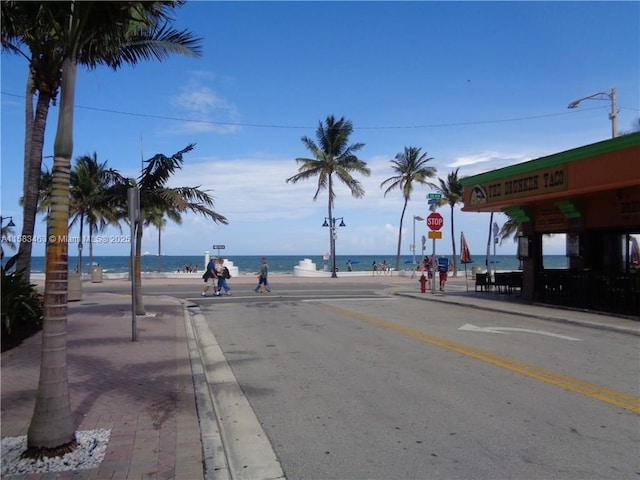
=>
[2,1,639,259]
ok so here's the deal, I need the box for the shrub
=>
[1,253,43,352]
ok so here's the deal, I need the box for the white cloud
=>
[166,74,241,135]
[172,86,232,115]
[450,151,532,173]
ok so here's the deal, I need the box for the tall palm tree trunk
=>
[88,223,94,270]
[76,214,84,274]
[328,175,336,277]
[27,57,77,452]
[486,211,494,281]
[17,77,53,282]
[157,226,162,272]
[395,198,408,271]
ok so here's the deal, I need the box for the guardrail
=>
[536,269,640,317]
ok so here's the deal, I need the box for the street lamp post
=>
[1,216,16,228]
[568,87,618,138]
[1,216,16,255]
[323,216,346,278]
[412,215,424,265]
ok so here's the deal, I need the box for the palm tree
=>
[69,153,126,274]
[2,1,203,283]
[8,2,203,456]
[2,1,65,282]
[143,205,182,272]
[125,144,227,314]
[498,215,523,245]
[19,166,53,215]
[380,146,436,271]
[286,115,369,277]
[429,168,464,276]
[35,168,53,216]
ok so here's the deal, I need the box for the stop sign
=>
[426,212,444,231]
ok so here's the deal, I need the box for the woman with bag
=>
[201,258,217,297]
[216,257,232,296]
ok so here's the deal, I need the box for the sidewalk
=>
[394,280,640,337]
[1,291,206,480]
[2,275,638,479]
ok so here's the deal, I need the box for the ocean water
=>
[24,254,569,275]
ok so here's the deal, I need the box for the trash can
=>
[90,265,103,283]
[68,272,82,301]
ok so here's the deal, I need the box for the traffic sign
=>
[426,212,444,231]
[212,244,226,250]
[427,199,439,205]
[427,193,442,199]
[428,231,442,239]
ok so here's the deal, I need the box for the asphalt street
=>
[193,287,638,480]
[71,274,639,479]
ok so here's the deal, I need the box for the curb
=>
[184,303,286,480]
[184,302,230,480]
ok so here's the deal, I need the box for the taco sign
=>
[470,165,567,206]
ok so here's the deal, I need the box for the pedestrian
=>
[424,256,433,290]
[347,260,352,271]
[216,257,232,296]
[437,256,449,291]
[254,257,271,293]
[372,260,378,276]
[201,257,217,296]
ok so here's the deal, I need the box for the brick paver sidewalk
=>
[1,292,204,480]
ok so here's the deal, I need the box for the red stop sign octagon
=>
[426,212,444,231]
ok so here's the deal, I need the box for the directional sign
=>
[426,212,444,231]
[212,244,226,250]
[427,193,442,199]
[428,231,442,239]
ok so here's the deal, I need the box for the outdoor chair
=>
[475,273,490,292]
[507,272,523,295]
[494,272,509,294]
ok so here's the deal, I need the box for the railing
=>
[475,272,522,295]
[536,269,640,317]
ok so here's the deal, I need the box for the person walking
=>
[254,257,271,293]
[424,256,434,290]
[437,256,449,291]
[216,257,232,296]
[201,257,217,296]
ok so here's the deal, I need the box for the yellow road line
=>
[322,304,640,414]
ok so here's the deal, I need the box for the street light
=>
[412,215,424,265]
[568,87,618,138]
[323,216,346,278]
[1,216,16,228]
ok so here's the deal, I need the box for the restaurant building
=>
[460,132,640,318]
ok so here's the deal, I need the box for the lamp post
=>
[1,216,16,228]
[1,217,16,255]
[412,215,424,265]
[568,87,618,138]
[322,216,346,278]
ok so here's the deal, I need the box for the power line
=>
[1,90,632,131]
